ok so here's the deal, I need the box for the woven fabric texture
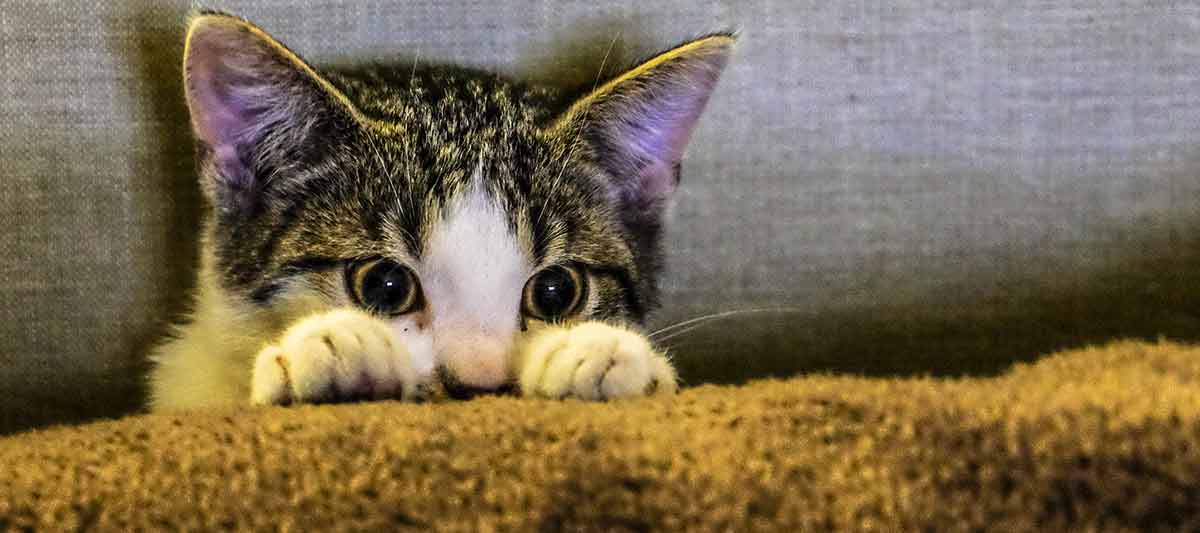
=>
[2,341,1198,530]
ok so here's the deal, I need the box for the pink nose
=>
[439,335,510,389]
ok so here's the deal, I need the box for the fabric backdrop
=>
[3,1,1200,433]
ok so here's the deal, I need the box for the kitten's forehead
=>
[416,165,531,333]
[330,66,560,144]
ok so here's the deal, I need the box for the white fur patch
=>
[413,170,532,387]
[387,317,435,381]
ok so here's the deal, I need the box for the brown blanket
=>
[2,340,1198,531]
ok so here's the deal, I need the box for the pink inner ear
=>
[597,62,729,206]
[188,65,253,151]
[185,22,273,153]
[617,88,711,168]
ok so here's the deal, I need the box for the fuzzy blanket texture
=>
[1,340,1198,531]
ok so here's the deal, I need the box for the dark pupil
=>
[533,267,576,317]
[361,262,410,313]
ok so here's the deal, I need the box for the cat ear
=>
[183,12,360,211]
[554,34,735,219]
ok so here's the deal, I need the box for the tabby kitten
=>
[148,12,734,410]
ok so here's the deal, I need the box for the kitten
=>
[147,11,734,410]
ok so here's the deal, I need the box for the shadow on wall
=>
[120,7,204,410]
[665,234,1200,386]
[513,16,647,93]
[0,8,201,437]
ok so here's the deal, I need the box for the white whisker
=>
[409,49,421,85]
[653,324,710,346]
[648,307,805,342]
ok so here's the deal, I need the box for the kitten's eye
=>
[349,259,421,316]
[523,265,584,321]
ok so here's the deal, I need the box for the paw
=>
[518,322,678,400]
[250,309,420,405]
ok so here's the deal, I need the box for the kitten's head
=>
[182,12,733,391]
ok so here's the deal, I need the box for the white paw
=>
[519,322,678,400]
[250,309,420,405]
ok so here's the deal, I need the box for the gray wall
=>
[4,1,1200,433]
